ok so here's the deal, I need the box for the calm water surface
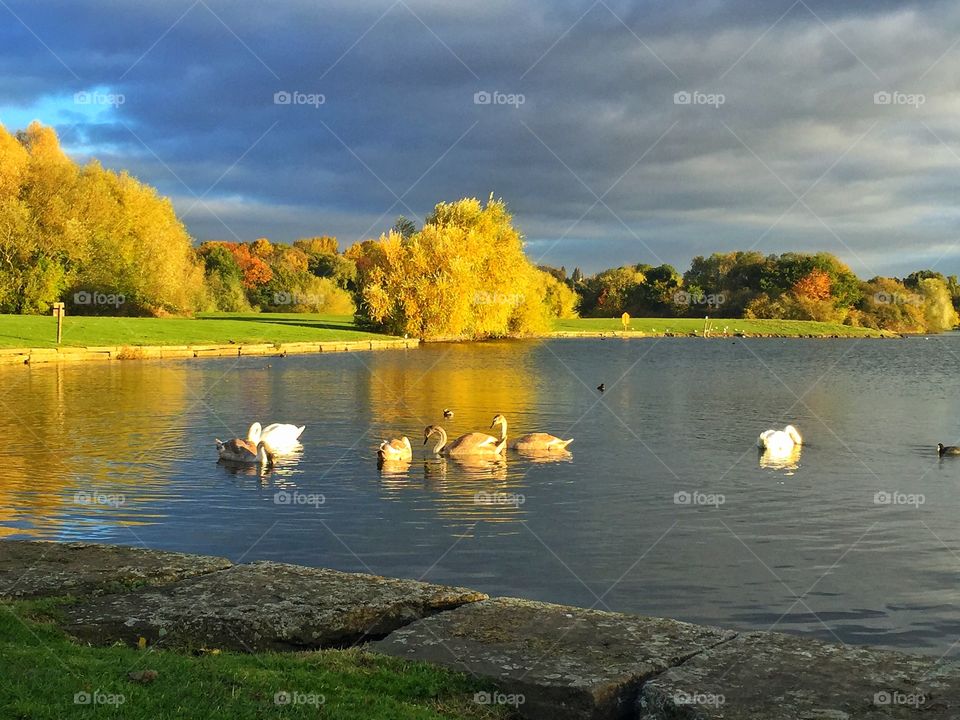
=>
[3,336,960,655]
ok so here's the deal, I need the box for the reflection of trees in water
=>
[0,363,192,537]
[377,456,530,524]
[366,343,569,525]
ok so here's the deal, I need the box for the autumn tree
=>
[354,196,574,339]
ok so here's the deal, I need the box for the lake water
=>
[3,336,960,656]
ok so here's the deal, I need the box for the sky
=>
[1,0,959,277]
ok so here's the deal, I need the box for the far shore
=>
[0,313,905,365]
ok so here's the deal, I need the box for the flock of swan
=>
[214,414,573,466]
[215,415,960,468]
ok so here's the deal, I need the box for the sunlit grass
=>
[0,313,389,348]
[0,598,509,720]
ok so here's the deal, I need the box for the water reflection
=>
[515,448,574,464]
[6,337,960,655]
[758,446,802,474]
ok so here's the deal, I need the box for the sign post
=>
[621,312,630,331]
[52,302,65,344]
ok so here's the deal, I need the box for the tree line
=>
[2,122,956,336]
[559,251,958,333]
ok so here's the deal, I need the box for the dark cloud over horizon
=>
[2,0,960,277]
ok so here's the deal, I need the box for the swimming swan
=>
[216,438,273,465]
[491,413,573,452]
[378,436,412,462]
[423,424,506,457]
[757,425,803,454]
[247,422,305,453]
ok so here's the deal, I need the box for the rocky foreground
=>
[1,540,956,719]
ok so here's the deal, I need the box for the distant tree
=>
[392,216,417,239]
[571,267,584,284]
[293,236,338,255]
[792,269,832,302]
[538,265,567,283]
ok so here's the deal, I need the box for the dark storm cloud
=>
[2,0,960,275]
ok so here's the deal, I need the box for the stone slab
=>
[62,561,488,652]
[638,630,960,719]
[0,540,231,599]
[239,344,277,356]
[371,597,735,720]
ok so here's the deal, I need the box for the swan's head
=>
[784,425,802,445]
[938,443,946,454]
[256,440,274,465]
[423,425,440,445]
[490,414,506,429]
[247,422,262,443]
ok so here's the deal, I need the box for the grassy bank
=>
[551,317,898,338]
[0,313,388,349]
[0,598,508,720]
[0,313,898,350]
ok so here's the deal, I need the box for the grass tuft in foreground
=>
[0,599,511,720]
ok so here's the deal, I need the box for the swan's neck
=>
[248,423,261,443]
[432,428,447,454]
[497,418,507,442]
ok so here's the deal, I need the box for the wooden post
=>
[52,302,65,344]
[703,315,709,338]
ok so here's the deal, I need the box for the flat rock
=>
[371,597,735,720]
[0,540,231,599]
[62,561,487,652]
[638,630,960,719]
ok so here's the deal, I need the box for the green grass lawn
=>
[0,313,390,348]
[0,599,509,720]
[0,313,895,349]
[551,317,894,337]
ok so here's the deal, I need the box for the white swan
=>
[247,422,305,454]
[216,438,273,465]
[757,425,803,454]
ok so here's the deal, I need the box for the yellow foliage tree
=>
[354,196,573,339]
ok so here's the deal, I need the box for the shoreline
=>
[545,329,902,339]
[0,326,909,365]
[0,337,420,365]
[1,540,956,719]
